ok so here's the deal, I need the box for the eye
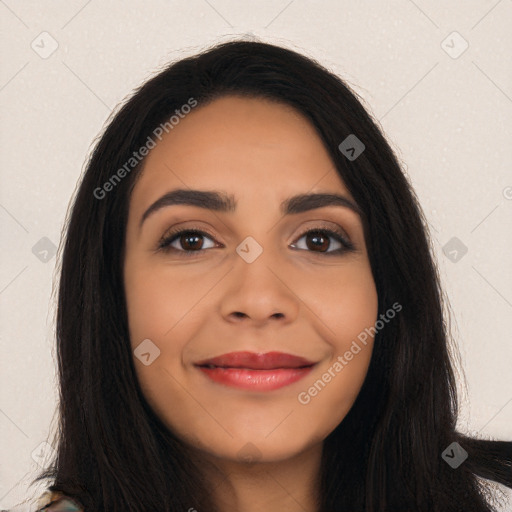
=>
[157,228,218,255]
[290,228,354,255]
[157,226,355,257]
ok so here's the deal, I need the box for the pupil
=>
[183,233,202,250]
[178,232,331,252]
[307,232,328,251]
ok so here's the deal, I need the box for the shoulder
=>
[35,491,84,511]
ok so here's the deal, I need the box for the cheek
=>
[123,258,215,395]
[124,263,194,425]
[124,260,199,346]
[296,258,378,345]
[292,262,378,428]
[330,275,378,343]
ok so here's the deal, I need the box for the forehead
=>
[131,95,351,206]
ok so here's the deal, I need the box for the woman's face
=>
[123,96,378,463]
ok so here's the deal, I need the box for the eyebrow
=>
[139,188,361,229]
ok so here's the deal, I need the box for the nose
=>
[231,310,284,320]
[219,251,300,327]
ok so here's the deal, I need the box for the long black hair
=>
[34,39,512,511]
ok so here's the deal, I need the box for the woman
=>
[33,40,511,511]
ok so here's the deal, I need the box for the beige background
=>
[1,1,511,510]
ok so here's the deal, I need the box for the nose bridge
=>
[220,234,298,323]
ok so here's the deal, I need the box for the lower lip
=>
[196,366,315,391]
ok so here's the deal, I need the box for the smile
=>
[194,351,317,391]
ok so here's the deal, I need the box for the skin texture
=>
[123,96,378,511]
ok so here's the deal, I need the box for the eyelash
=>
[156,224,355,257]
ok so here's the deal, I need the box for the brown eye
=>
[158,229,217,254]
[177,232,205,251]
[157,226,354,257]
[290,228,354,255]
[304,231,330,252]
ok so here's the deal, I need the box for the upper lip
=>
[194,351,317,370]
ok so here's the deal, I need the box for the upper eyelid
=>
[159,224,353,250]
[161,222,349,239]
[160,217,352,238]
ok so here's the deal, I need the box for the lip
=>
[195,351,316,369]
[194,351,317,391]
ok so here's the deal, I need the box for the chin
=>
[187,429,318,466]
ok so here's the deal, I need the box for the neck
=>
[198,442,323,512]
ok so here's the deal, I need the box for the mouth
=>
[194,351,317,391]
[195,351,316,370]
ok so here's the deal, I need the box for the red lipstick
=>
[194,351,316,391]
